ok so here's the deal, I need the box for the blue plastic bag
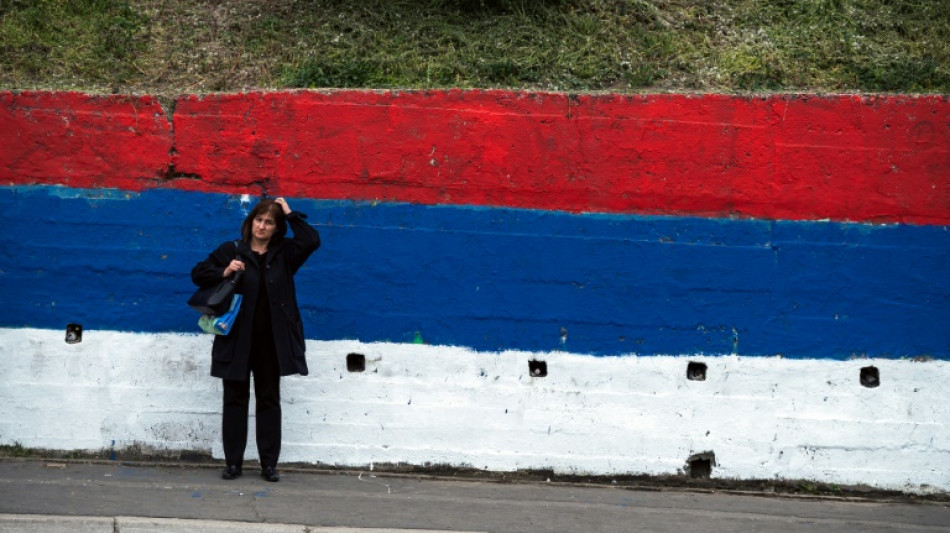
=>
[198,294,242,335]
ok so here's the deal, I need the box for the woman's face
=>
[252,212,278,243]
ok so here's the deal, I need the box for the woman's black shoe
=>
[222,465,242,480]
[261,466,280,482]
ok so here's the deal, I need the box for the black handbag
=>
[188,270,243,315]
[189,241,243,315]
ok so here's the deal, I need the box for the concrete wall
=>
[1,90,948,493]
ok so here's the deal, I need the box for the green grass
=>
[0,442,32,457]
[1,0,948,95]
[0,0,147,89]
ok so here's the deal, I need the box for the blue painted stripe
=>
[2,185,948,359]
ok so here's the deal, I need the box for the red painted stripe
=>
[3,90,948,224]
[0,92,172,189]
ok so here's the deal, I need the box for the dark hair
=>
[241,199,287,243]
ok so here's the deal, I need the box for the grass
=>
[0,442,32,457]
[0,0,948,95]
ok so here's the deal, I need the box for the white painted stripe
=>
[1,328,947,493]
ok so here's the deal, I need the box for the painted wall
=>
[1,91,948,493]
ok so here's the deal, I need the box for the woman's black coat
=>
[191,212,320,381]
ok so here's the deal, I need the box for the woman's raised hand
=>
[274,197,292,215]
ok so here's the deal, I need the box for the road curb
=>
[0,514,479,533]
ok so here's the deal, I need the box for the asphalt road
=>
[0,459,947,532]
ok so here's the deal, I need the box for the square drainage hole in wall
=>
[687,452,716,479]
[347,353,366,373]
[528,360,547,377]
[66,324,82,344]
[686,361,707,381]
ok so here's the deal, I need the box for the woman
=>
[191,197,320,482]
